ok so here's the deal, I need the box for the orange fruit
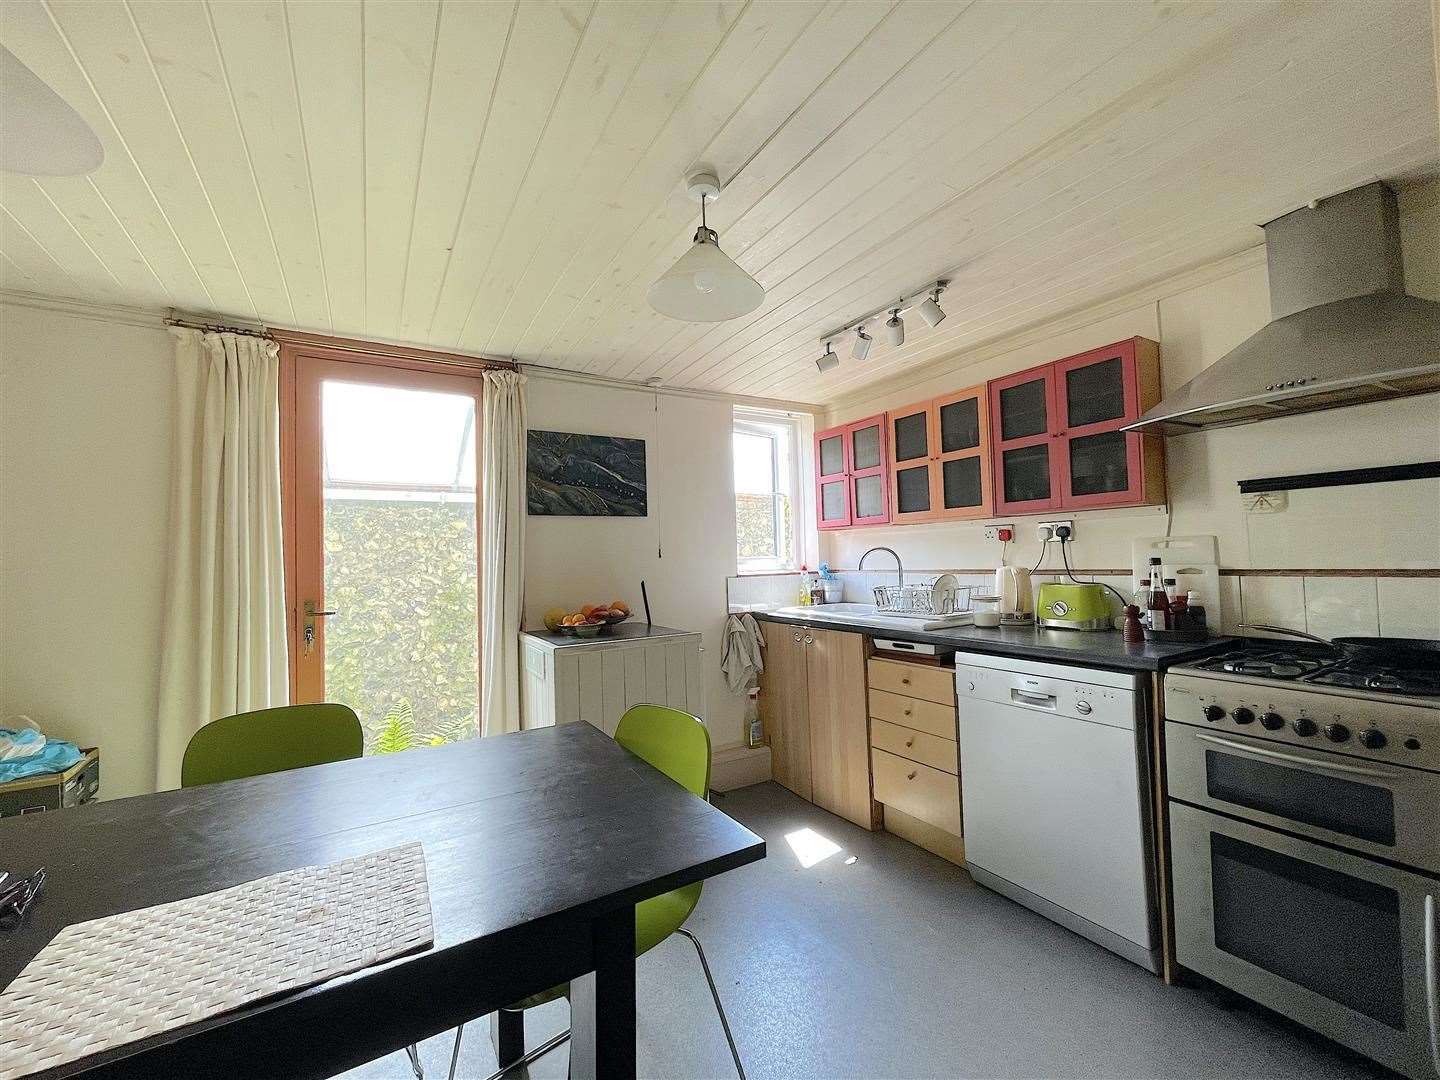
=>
[610,600,629,614]
[581,604,598,617]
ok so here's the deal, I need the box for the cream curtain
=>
[478,370,527,737]
[155,329,288,789]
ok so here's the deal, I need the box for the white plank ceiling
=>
[1,0,1435,404]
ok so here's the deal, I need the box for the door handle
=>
[1425,893,1439,1076]
[304,601,338,618]
[302,601,338,655]
[1011,688,1057,707]
[1193,733,1399,779]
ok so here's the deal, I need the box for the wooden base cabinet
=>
[866,657,965,865]
[758,622,878,830]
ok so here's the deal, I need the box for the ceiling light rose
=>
[648,172,764,323]
[851,325,873,361]
[816,341,839,373]
[885,308,904,347]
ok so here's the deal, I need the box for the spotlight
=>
[917,288,946,327]
[851,326,872,361]
[816,342,839,373]
[884,309,904,347]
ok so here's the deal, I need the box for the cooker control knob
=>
[1259,711,1285,730]
[1291,717,1318,737]
[1357,728,1386,750]
[1324,722,1351,743]
[1203,705,1225,723]
[1230,707,1255,725]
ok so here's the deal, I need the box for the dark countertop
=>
[752,609,1231,672]
[520,621,698,648]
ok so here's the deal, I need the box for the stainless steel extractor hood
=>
[1125,182,1440,435]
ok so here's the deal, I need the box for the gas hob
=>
[1166,642,1440,772]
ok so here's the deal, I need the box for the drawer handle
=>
[903,707,912,716]
[906,770,917,780]
[904,737,915,748]
[901,676,911,685]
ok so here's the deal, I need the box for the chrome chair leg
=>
[404,1042,424,1080]
[674,927,746,1080]
[448,1020,571,1080]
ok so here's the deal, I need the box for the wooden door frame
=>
[278,334,509,704]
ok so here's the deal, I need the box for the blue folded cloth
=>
[0,728,83,783]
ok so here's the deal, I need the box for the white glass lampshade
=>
[1,46,103,176]
[648,228,764,322]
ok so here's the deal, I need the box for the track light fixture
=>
[884,308,904,347]
[816,341,839,373]
[851,325,873,361]
[917,287,946,327]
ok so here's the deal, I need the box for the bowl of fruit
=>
[543,601,632,637]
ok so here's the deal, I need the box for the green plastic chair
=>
[181,704,426,1080]
[180,703,364,788]
[445,705,746,1080]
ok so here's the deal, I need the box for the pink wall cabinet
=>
[815,414,890,530]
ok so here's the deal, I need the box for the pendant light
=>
[648,173,764,322]
[1,45,103,176]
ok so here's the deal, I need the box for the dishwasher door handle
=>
[1010,688,1058,708]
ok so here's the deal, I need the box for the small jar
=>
[972,594,1002,628]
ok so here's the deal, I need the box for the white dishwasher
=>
[955,652,1159,972]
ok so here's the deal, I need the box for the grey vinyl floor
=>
[343,781,1385,1080]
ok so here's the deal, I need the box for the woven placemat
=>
[0,842,432,1079]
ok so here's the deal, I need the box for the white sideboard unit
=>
[520,623,704,735]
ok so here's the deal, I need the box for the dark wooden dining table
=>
[0,721,765,1080]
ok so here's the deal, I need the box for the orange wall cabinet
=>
[887,384,992,524]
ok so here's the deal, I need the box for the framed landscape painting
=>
[526,430,647,517]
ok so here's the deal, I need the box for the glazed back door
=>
[287,352,484,754]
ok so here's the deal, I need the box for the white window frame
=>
[733,410,802,573]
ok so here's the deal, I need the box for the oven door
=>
[1170,801,1440,1078]
[1165,720,1439,870]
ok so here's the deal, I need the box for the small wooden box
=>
[0,748,100,818]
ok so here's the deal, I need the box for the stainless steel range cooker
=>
[1164,644,1440,1079]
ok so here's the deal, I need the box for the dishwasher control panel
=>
[955,653,1139,731]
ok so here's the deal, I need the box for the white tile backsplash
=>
[1377,577,1440,639]
[1302,577,1379,639]
[1237,576,1306,637]
[727,570,1439,643]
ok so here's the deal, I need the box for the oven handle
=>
[1192,733,1400,780]
[1426,893,1439,1077]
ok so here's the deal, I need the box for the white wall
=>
[824,187,1440,580]
[522,374,748,749]
[0,302,174,799]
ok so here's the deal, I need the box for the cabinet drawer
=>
[870,718,957,775]
[868,689,956,740]
[871,747,962,835]
[867,658,955,705]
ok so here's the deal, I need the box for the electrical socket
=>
[983,524,1015,542]
[1038,520,1074,542]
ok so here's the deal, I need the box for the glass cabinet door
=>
[988,367,1059,513]
[933,386,990,519]
[1054,339,1146,508]
[888,404,935,522]
[814,426,851,529]
[846,414,890,526]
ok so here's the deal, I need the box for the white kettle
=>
[994,564,1034,624]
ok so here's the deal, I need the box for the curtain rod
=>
[164,314,271,339]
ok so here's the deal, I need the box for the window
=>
[733,410,800,571]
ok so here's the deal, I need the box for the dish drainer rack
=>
[872,582,973,616]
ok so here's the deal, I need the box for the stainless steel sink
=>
[771,603,972,631]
